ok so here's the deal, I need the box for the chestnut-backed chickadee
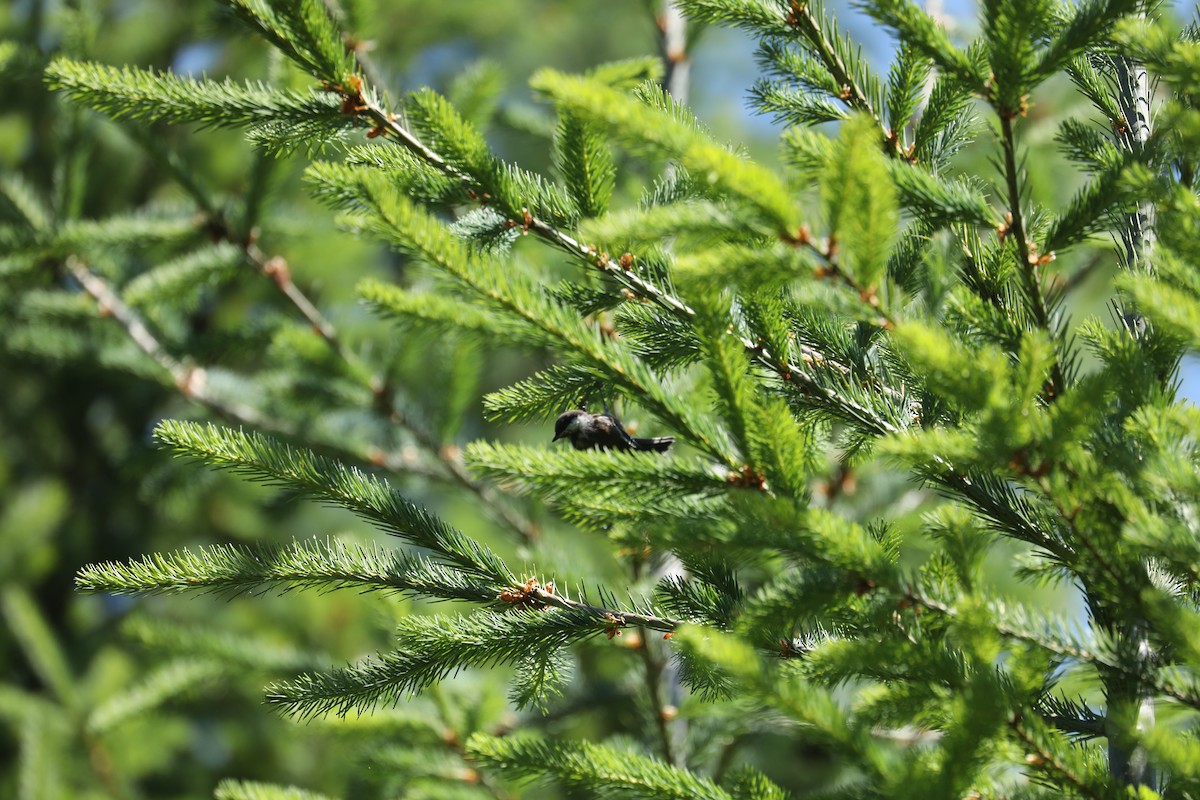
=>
[552,409,674,453]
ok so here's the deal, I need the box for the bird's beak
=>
[552,432,563,441]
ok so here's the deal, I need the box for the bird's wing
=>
[597,413,641,449]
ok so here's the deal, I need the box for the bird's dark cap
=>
[553,409,586,441]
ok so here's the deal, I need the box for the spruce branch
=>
[66,249,484,489]
[224,0,356,83]
[483,579,685,636]
[75,538,502,603]
[322,172,738,465]
[466,733,733,800]
[215,778,340,800]
[998,114,1066,398]
[151,419,513,580]
[465,442,731,504]
[1037,693,1105,739]
[318,66,913,441]
[137,139,538,544]
[857,0,989,95]
[89,123,534,544]
[1009,715,1118,800]
[45,59,350,131]
[121,617,327,674]
[64,251,475,497]
[247,247,537,544]
[2,587,79,712]
[906,588,1200,710]
[86,660,225,734]
[783,0,884,132]
[319,0,388,94]
[65,256,278,429]
[265,608,607,718]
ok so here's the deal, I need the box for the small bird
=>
[552,409,675,453]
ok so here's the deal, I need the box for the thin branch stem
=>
[1009,717,1105,800]
[999,113,1065,397]
[525,585,681,634]
[637,633,680,766]
[657,1,690,106]
[66,257,458,486]
[428,686,514,800]
[784,0,878,125]
[1106,48,1158,793]
[243,243,539,542]
[907,588,1200,709]
[711,736,742,785]
[67,257,278,429]
[250,246,360,367]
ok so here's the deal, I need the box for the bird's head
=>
[553,409,589,441]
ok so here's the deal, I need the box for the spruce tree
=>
[7,0,1200,796]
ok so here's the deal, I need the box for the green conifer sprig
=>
[1034,0,1143,82]
[308,169,738,463]
[245,119,354,157]
[446,59,506,131]
[464,442,731,506]
[0,173,51,232]
[122,617,328,673]
[1043,157,1137,252]
[886,44,933,135]
[670,241,812,289]
[75,539,502,603]
[618,303,703,371]
[889,164,998,228]
[336,146,465,205]
[655,570,742,629]
[122,243,245,311]
[553,112,616,219]
[858,0,990,93]
[466,732,738,800]
[151,420,512,580]
[223,0,356,84]
[750,82,848,125]
[771,2,888,124]
[2,587,80,711]
[405,88,580,228]
[754,40,858,107]
[1066,56,1128,131]
[538,490,731,531]
[1007,713,1126,798]
[265,609,605,718]
[86,660,226,734]
[531,70,801,235]
[45,60,350,132]
[358,278,506,338]
[580,200,770,246]
[481,365,610,424]
[215,778,340,800]
[14,210,204,261]
[911,70,978,167]
[672,625,895,775]
[448,207,522,252]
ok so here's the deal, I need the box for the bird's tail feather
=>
[632,436,675,453]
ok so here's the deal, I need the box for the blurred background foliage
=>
[0,0,1146,797]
